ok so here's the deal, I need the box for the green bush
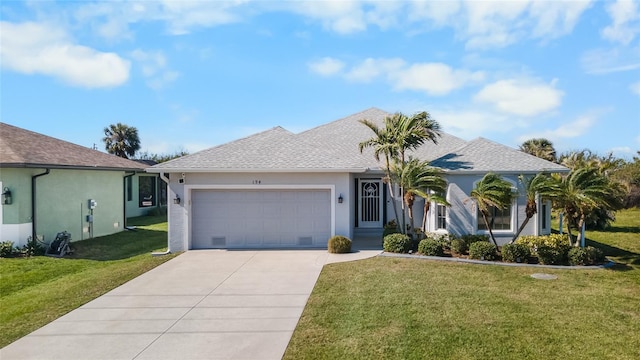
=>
[327,236,352,254]
[21,237,45,257]
[537,245,569,265]
[450,238,467,254]
[418,239,445,256]
[516,234,571,251]
[383,233,412,253]
[468,241,497,261]
[568,246,606,266]
[382,220,400,238]
[501,243,531,263]
[460,234,489,247]
[0,241,15,258]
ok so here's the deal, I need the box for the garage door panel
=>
[192,189,331,249]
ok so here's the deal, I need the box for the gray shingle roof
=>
[0,122,146,171]
[150,108,567,174]
[430,137,568,173]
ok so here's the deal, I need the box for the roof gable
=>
[0,123,145,170]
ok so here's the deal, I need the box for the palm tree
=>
[520,138,556,162]
[509,173,559,243]
[391,157,448,236]
[552,168,624,246]
[391,111,441,232]
[103,123,141,159]
[470,173,517,246]
[359,117,401,230]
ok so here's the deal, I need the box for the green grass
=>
[0,215,177,348]
[284,208,640,360]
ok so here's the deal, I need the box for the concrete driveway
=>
[1,249,379,360]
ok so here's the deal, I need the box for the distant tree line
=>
[102,123,188,163]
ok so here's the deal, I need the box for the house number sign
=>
[252,180,262,184]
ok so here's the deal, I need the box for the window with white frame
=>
[436,204,447,230]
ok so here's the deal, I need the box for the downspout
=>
[152,172,172,256]
[32,169,51,241]
[123,172,135,228]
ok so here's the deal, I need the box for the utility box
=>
[88,199,97,209]
[86,215,93,223]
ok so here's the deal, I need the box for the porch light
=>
[2,187,12,205]
[173,195,181,205]
[338,194,343,204]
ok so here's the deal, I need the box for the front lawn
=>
[284,208,640,359]
[0,215,177,348]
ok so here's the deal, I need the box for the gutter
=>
[32,169,51,241]
[145,167,370,174]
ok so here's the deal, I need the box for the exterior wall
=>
[125,174,165,218]
[0,167,127,247]
[0,168,36,245]
[165,172,352,252]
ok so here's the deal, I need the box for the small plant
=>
[327,236,352,254]
[568,246,606,266]
[460,234,489,247]
[501,243,531,263]
[0,241,15,258]
[383,233,412,253]
[382,220,400,238]
[418,239,445,256]
[536,245,568,265]
[21,236,45,257]
[517,234,570,251]
[450,238,467,254]
[468,241,497,261]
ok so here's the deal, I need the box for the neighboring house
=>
[148,108,569,252]
[0,123,151,247]
[126,160,167,218]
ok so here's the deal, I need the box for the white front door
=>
[358,179,383,228]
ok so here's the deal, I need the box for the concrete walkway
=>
[1,249,380,360]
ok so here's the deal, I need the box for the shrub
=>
[0,241,15,258]
[21,236,45,257]
[418,239,445,256]
[382,220,400,238]
[327,236,352,254]
[468,241,497,261]
[536,245,568,265]
[516,234,571,251]
[383,233,412,253]
[501,243,531,263]
[460,234,489,247]
[568,246,606,266]
[450,238,467,254]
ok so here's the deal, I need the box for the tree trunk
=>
[400,186,407,234]
[481,211,499,247]
[407,199,415,239]
[421,201,431,233]
[576,214,585,247]
[509,216,531,244]
[387,181,400,232]
[566,222,575,246]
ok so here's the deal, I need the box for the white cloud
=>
[307,57,345,76]
[517,114,597,142]
[130,49,179,90]
[345,58,405,83]
[630,81,640,96]
[430,108,516,139]
[474,78,564,116]
[581,46,640,74]
[602,0,640,45]
[0,21,130,88]
[391,63,485,95]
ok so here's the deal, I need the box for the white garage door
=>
[191,189,331,249]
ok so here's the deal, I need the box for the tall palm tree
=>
[470,173,517,246]
[391,111,441,232]
[552,168,624,246]
[509,173,559,243]
[520,138,556,162]
[359,117,401,230]
[103,123,141,159]
[391,157,448,236]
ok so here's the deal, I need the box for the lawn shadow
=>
[586,238,640,271]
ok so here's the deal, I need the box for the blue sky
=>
[1,0,639,159]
